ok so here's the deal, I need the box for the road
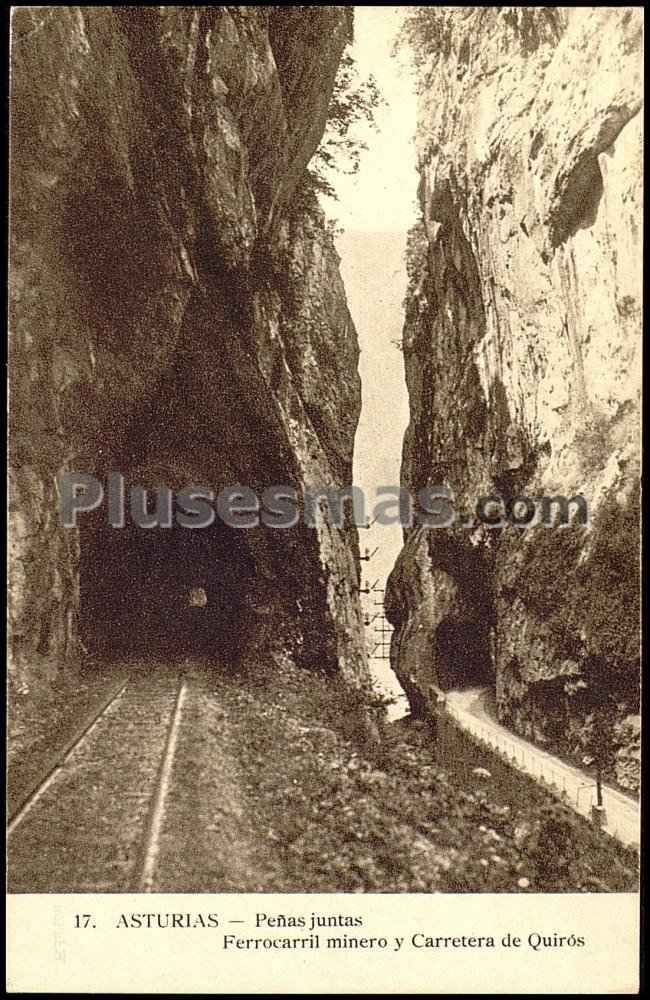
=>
[444,687,640,849]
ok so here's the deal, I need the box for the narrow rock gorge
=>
[386,8,642,791]
[7,6,641,913]
[9,6,366,690]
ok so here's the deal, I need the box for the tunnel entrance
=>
[79,513,256,661]
[435,619,493,691]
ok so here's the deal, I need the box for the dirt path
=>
[445,687,640,849]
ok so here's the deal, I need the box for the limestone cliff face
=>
[386,8,641,789]
[9,7,366,686]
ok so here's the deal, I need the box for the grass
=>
[220,655,638,892]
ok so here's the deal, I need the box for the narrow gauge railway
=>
[8,668,187,893]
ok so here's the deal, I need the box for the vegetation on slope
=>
[214,655,638,893]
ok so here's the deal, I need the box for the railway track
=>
[7,677,130,835]
[7,668,189,893]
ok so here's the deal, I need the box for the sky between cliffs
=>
[321,7,418,704]
[322,5,418,233]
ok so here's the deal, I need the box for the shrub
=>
[573,413,613,477]
[394,8,455,70]
[508,488,640,675]
[394,8,563,80]
[308,51,383,199]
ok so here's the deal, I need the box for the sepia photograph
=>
[6,4,642,992]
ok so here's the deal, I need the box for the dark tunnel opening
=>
[435,619,493,691]
[79,512,257,661]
